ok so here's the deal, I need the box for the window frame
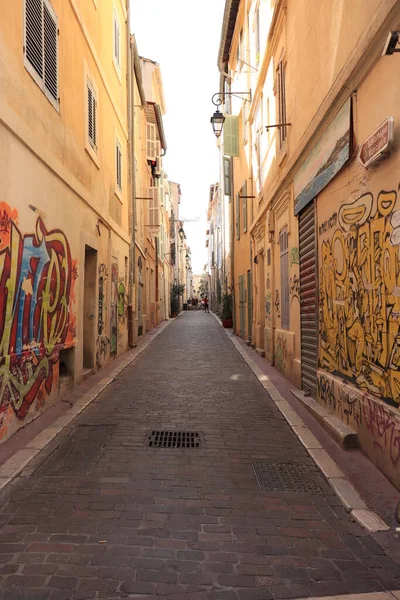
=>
[277,58,287,147]
[115,137,123,197]
[223,157,231,197]
[24,0,59,111]
[113,7,122,77]
[279,226,290,329]
[241,181,248,233]
[87,78,98,152]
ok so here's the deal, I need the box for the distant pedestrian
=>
[203,295,209,313]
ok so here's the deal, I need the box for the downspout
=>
[127,27,137,348]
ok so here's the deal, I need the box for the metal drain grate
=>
[253,461,322,494]
[148,430,201,449]
[35,425,116,476]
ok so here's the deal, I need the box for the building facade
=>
[217,0,400,488]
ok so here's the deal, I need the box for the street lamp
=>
[210,91,252,138]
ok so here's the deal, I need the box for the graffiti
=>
[0,202,75,427]
[319,212,338,236]
[318,374,336,411]
[96,335,109,370]
[338,386,363,427]
[289,247,299,266]
[98,263,108,279]
[110,262,118,354]
[274,289,280,318]
[98,277,104,335]
[363,397,400,465]
[265,292,271,315]
[289,274,300,303]
[274,334,294,373]
[118,282,126,323]
[266,273,271,290]
[319,189,400,407]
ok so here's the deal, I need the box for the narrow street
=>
[0,313,400,600]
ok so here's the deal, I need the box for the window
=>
[116,139,122,191]
[277,58,287,146]
[148,186,160,230]
[237,28,244,69]
[255,5,260,64]
[24,0,58,109]
[87,80,98,150]
[242,101,249,145]
[224,157,231,197]
[241,181,248,233]
[280,227,289,329]
[113,10,121,72]
[236,193,240,240]
[146,123,156,161]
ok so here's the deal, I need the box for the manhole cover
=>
[35,425,116,476]
[148,430,202,449]
[253,461,322,493]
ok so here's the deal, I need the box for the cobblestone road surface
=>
[1,313,400,600]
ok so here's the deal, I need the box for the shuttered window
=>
[113,11,121,71]
[116,139,122,191]
[224,157,231,197]
[241,181,248,233]
[87,81,97,150]
[235,193,240,240]
[280,227,290,329]
[277,59,287,146]
[224,115,239,158]
[146,123,156,161]
[148,186,160,229]
[24,0,58,108]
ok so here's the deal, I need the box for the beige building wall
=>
[0,0,130,442]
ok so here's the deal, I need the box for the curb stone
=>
[212,313,390,534]
[0,319,174,492]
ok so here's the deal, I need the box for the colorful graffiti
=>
[0,203,75,428]
[289,247,299,266]
[274,289,281,319]
[289,274,300,303]
[118,282,126,323]
[110,261,118,354]
[319,189,400,407]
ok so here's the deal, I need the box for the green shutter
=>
[224,115,239,157]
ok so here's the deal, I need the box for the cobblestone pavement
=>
[1,313,400,600]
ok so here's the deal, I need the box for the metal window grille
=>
[116,140,122,191]
[25,0,58,106]
[277,59,287,146]
[280,227,290,329]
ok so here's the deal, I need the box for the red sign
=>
[358,118,394,168]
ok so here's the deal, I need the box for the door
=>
[110,260,118,355]
[239,275,245,338]
[247,269,252,341]
[83,246,97,372]
[299,200,318,398]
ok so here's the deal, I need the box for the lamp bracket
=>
[212,91,252,107]
[265,123,292,132]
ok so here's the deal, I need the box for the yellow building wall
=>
[317,54,400,487]
[0,0,130,443]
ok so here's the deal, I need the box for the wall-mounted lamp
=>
[210,91,252,138]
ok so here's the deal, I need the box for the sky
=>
[130,0,225,274]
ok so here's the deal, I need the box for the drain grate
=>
[253,461,322,494]
[35,425,116,476]
[148,430,202,449]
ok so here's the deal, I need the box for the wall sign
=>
[358,117,394,168]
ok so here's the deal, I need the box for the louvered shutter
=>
[148,187,160,234]
[43,0,58,102]
[25,0,43,78]
[87,83,97,149]
[224,115,239,157]
[114,14,120,68]
[146,123,156,160]
[116,140,122,190]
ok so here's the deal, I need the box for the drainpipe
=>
[127,25,137,348]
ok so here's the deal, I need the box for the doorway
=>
[247,269,252,341]
[257,252,265,350]
[83,245,97,373]
[239,275,246,338]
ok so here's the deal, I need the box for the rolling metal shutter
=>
[299,201,318,398]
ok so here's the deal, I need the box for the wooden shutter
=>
[236,193,240,240]
[148,186,160,229]
[277,59,287,145]
[87,82,97,149]
[25,0,43,78]
[242,181,247,233]
[224,115,239,157]
[116,140,122,190]
[43,0,58,102]
[146,123,156,160]
[280,227,289,329]
[224,157,231,197]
